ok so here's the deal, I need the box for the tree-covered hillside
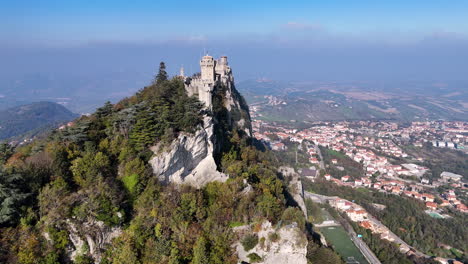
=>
[0,71,339,264]
[0,102,78,140]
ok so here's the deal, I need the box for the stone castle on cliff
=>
[181,55,234,108]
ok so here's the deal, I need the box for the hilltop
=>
[0,59,342,264]
[0,101,77,141]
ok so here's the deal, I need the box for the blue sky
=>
[2,0,468,45]
[1,0,468,86]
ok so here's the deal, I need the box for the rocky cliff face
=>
[66,219,122,263]
[279,166,308,218]
[149,81,251,188]
[149,116,228,188]
[235,221,308,264]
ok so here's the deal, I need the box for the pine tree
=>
[95,101,114,118]
[0,143,13,165]
[0,169,29,225]
[155,62,168,83]
[129,108,157,150]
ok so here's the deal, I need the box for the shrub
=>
[268,232,280,242]
[74,255,93,264]
[247,253,262,263]
[281,207,306,231]
[122,173,139,194]
[241,234,259,251]
[259,237,266,249]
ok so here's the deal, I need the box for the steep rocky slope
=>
[149,67,252,187]
[235,221,308,264]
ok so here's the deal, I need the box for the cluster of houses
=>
[251,120,467,215]
[254,121,427,179]
[251,119,467,263]
[252,119,467,155]
[329,197,462,264]
[323,172,468,214]
[404,121,468,150]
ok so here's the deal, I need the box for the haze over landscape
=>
[2,0,468,112]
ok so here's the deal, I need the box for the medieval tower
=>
[182,55,234,109]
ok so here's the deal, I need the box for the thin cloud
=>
[282,21,323,31]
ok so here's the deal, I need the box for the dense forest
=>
[305,180,468,262]
[0,67,340,263]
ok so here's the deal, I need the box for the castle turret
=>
[219,56,228,66]
[185,55,235,109]
[200,55,215,84]
[179,66,185,78]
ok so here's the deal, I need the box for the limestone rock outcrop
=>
[235,221,308,264]
[150,55,251,188]
[66,219,122,263]
[149,116,228,188]
[279,166,308,218]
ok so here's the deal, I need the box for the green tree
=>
[280,207,305,231]
[0,168,29,225]
[192,236,209,264]
[70,151,110,187]
[155,62,168,83]
[129,108,157,150]
[168,242,181,264]
[111,234,140,264]
[95,101,114,118]
[241,234,258,251]
[38,177,72,228]
[0,143,14,165]
[121,157,148,196]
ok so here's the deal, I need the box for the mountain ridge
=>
[0,101,77,141]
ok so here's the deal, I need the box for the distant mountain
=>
[0,101,78,140]
[0,72,148,113]
[237,79,468,122]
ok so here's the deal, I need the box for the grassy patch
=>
[229,221,245,228]
[122,173,139,194]
[319,226,368,264]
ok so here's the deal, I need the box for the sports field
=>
[427,211,444,219]
[319,226,369,264]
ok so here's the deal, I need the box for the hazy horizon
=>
[2,0,468,82]
[2,0,468,112]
